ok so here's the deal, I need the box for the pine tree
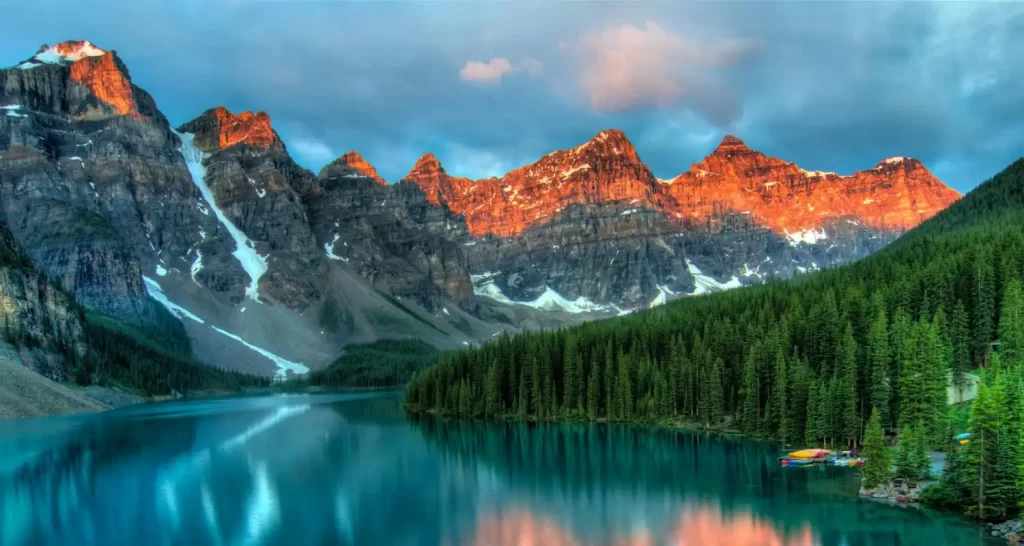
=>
[484,360,501,418]
[768,348,791,445]
[974,250,996,367]
[861,409,891,489]
[951,300,971,403]
[805,380,821,447]
[999,278,1024,365]
[710,357,725,425]
[967,369,1004,519]
[868,307,891,428]
[740,348,760,434]
[837,322,859,447]
[587,356,600,420]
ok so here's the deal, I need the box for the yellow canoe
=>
[788,449,832,459]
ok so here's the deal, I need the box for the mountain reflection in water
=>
[462,507,817,546]
[0,392,997,546]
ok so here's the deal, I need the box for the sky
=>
[3,1,1023,193]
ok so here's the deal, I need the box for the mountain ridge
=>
[0,39,965,381]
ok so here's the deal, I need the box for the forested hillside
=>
[405,158,1024,519]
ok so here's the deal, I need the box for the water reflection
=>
[461,506,818,546]
[0,392,997,546]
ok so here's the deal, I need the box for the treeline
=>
[406,161,1024,465]
[306,339,440,388]
[80,310,270,395]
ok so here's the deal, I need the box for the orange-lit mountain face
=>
[14,41,145,119]
[405,130,661,237]
[179,106,282,152]
[330,151,387,185]
[659,135,961,235]
[404,132,959,239]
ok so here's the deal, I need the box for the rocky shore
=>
[989,520,1023,544]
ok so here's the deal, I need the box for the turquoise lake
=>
[0,391,998,545]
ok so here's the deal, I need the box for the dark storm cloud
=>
[2,1,1022,191]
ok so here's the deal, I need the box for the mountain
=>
[405,131,958,310]
[0,39,960,382]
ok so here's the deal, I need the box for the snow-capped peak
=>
[30,40,107,65]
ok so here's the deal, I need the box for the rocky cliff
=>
[0,220,87,381]
[405,132,959,310]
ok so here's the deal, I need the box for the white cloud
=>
[577,21,755,113]
[459,57,543,85]
[288,135,336,166]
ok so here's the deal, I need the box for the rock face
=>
[178,106,326,309]
[0,220,87,381]
[300,154,474,311]
[657,136,961,234]
[405,132,960,309]
[0,41,195,324]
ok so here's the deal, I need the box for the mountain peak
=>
[179,106,281,151]
[408,153,445,177]
[712,135,750,155]
[872,156,922,170]
[320,151,386,184]
[17,40,108,68]
[571,128,640,159]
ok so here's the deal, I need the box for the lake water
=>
[0,391,997,546]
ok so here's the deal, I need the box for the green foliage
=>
[861,409,891,489]
[308,339,441,388]
[83,311,267,396]
[894,422,929,480]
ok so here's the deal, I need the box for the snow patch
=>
[5,111,24,118]
[472,276,612,314]
[0,105,21,111]
[175,129,268,301]
[324,234,348,262]
[442,307,450,316]
[883,157,905,165]
[31,41,107,65]
[143,276,204,324]
[686,259,743,296]
[800,169,837,178]
[210,326,308,379]
[560,164,591,179]
[648,285,676,308]
[156,265,167,277]
[784,227,828,246]
[190,250,203,285]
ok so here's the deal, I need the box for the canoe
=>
[788,449,832,459]
[786,458,818,466]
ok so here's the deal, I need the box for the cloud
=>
[576,21,756,121]
[459,57,543,85]
[287,134,337,166]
